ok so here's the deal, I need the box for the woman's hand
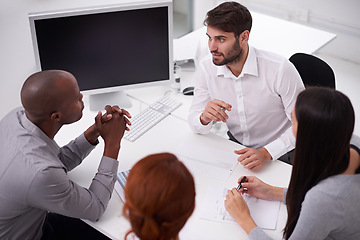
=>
[238,176,284,201]
[225,188,257,234]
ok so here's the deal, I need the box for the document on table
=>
[200,186,281,230]
[114,170,130,202]
[175,142,238,181]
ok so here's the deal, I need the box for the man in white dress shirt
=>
[188,2,304,170]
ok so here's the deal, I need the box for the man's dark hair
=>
[204,1,252,37]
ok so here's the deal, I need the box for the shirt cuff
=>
[77,133,97,152]
[190,112,213,134]
[264,139,287,161]
[98,156,119,172]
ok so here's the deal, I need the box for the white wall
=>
[192,0,217,30]
[0,0,154,118]
[214,0,360,64]
[174,0,188,15]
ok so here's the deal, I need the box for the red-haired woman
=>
[123,153,196,240]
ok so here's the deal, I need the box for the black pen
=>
[236,176,247,190]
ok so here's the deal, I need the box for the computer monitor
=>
[29,0,173,110]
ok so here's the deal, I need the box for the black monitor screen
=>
[33,6,170,92]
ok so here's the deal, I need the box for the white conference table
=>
[55,97,292,240]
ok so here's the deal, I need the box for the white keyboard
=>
[124,95,182,142]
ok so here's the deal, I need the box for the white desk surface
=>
[174,11,336,61]
[55,92,292,240]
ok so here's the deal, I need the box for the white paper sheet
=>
[200,186,281,230]
[175,142,238,181]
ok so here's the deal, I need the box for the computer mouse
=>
[183,86,194,96]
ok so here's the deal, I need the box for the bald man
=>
[0,70,131,240]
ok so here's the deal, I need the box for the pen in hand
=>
[236,176,247,191]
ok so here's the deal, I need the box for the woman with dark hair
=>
[123,153,196,240]
[225,87,360,239]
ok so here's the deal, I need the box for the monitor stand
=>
[88,91,133,112]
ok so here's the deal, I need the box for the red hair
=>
[123,153,195,240]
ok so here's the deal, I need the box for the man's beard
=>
[211,41,242,66]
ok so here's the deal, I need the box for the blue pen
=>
[236,176,247,190]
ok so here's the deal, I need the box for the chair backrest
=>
[289,53,336,89]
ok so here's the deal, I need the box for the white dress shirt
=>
[188,46,304,160]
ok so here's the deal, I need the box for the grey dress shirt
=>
[0,107,119,240]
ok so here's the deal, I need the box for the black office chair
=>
[289,53,336,89]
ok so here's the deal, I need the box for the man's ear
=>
[51,112,61,122]
[240,30,250,43]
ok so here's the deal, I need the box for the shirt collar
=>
[242,45,258,77]
[216,45,259,79]
[19,108,60,153]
